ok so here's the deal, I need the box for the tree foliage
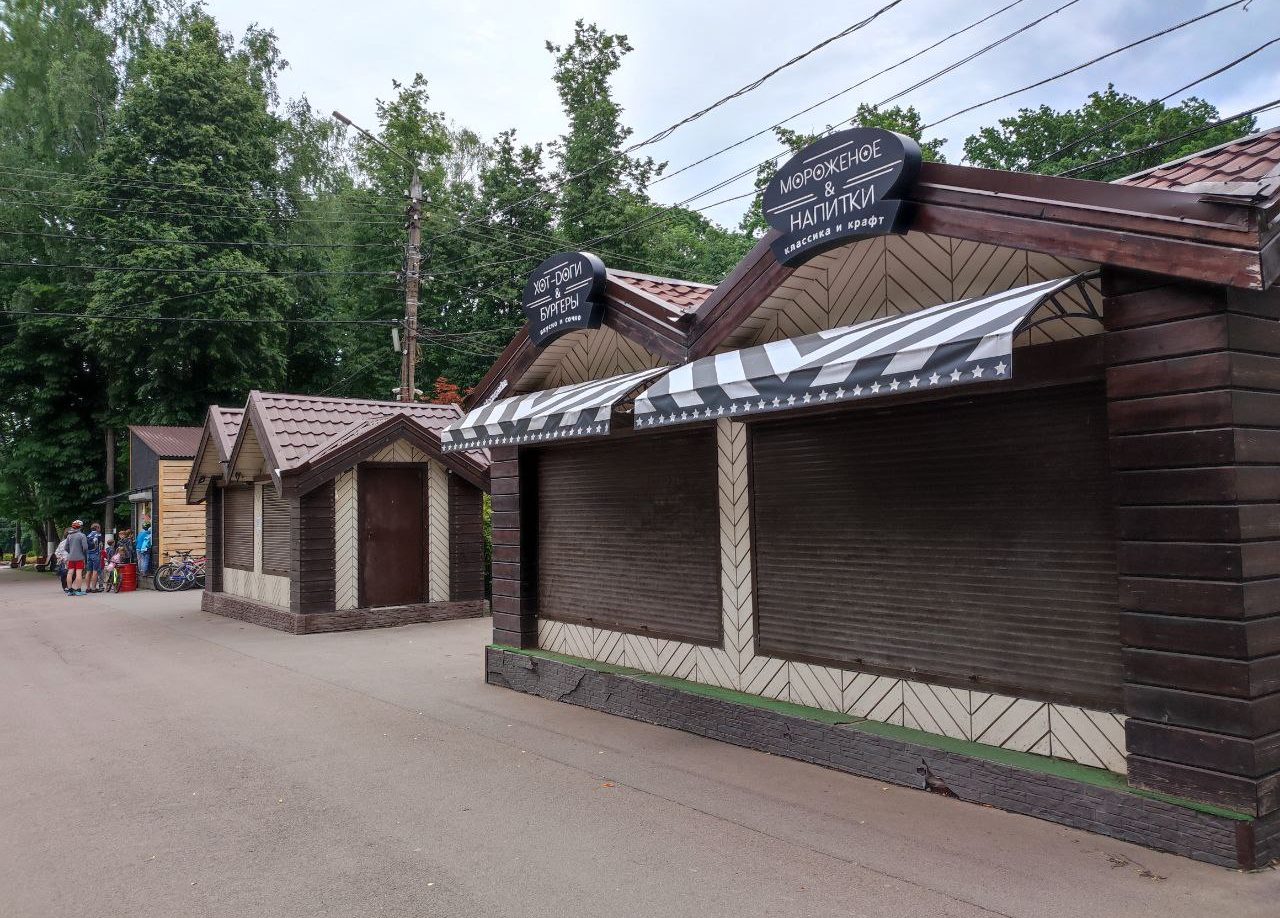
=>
[963,86,1251,181]
[0,6,1259,542]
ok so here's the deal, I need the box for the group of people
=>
[53,519,152,596]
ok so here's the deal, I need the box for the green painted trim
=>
[490,644,1253,822]
[634,671,858,725]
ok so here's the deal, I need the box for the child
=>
[54,530,70,594]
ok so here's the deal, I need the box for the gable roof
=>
[227,392,488,494]
[1116,125,1280,197]
[129,425,203,459]
[465,133,1280,409]
[609,269,716,312]
[209,407,243,462]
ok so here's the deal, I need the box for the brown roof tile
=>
[129,425,203,459]
[209,407,244,461]
[1117,126,1280,191]
[248,392,464,472]
[609,269,716,312]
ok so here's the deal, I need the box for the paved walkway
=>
[1,566,1277,917]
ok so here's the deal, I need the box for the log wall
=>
[1105,268,1280,816]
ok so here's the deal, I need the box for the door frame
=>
[356,462,428,609]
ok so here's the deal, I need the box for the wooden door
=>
[358,466,425,608]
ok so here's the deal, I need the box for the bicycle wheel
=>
[154,564,185,592]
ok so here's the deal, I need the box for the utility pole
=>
[333,110,424,403]
[402,168,422,402]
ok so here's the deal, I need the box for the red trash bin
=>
[119,562,138,592]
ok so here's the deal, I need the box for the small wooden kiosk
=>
[187,392,489,633]
[453,128,1280,867]
[127,425,206,561]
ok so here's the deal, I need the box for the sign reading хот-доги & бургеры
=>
[762,127,922,266]
[521,251,607,347]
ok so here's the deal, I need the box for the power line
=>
[636,0,908,150]
[0,163,409,211]
[0,228,400,250]
[651,0,1034,188]
[415,1,909,255]
[1027,36,1280,170]
[2,309,399,326]
[876,0,1082,107]
[923,0,1250,128]
[0,194,404,227]
[1056,95,1280,177]
[0,260,392,277]
[0,178,406,219]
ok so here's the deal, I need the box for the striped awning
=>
[441,366,666,452]
[634,275,1093,429]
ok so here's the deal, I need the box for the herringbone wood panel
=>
[529,237,1123,771]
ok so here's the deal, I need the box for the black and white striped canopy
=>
[441,366,666,453]
[633,275,1091,429]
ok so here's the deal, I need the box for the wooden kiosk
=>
[450,128,1280,867]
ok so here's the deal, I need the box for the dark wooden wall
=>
[128,432,158,491]
[449,474,486,602]
[1105,268,1280,817]
[205,486,223,593]
[490,447,536,647]
[291,480,335,615]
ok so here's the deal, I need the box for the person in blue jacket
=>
[135,520,153,578]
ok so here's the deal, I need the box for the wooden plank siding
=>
[449,474,486,602]
[205,485,222,593]
[157,459,205,560]
[290,480,335,615]
[1104,268,1280,816]
[489,447,536,648]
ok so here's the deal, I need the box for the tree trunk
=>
[104,427,116,533]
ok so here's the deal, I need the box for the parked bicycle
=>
[154,550,207,592]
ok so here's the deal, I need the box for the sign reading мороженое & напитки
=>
[762,127,922,266]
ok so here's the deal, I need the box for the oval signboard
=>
[761,127,922,266]
[521,251,607,347]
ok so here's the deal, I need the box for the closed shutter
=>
[750,383,1121,709]
[535,428,721,644]
[221,485,254,571]
[261,487,291,576]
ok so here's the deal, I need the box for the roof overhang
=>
[465,160,1280,409]
[281,413,490,496]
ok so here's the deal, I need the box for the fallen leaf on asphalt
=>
[601,782,615,788]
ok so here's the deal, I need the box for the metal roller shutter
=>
[535,428,721,644]
[261,487,291,577]
[750,383,1121,709]
[221,485,254,571]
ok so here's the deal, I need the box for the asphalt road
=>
[1,567,1277,918]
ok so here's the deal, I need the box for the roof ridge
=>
[254,390,460,411]
[608,268,717,289]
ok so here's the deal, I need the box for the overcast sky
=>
[203,0,1280,227]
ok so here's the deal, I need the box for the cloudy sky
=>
[204,0,1280,226]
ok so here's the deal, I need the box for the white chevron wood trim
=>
[222,566,290,609]
[528,239,1126,772]
[334,470,358,611]
[427,460,450,602]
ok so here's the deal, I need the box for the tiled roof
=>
[129,425,203,459]
[1117,126,1280,191]
[249,392,463,472]
[609,269,716,312]
[209,407,243,461]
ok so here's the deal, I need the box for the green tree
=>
[963,86,1253,181]
[547,20,658,267]
[0,0,139,543]
[79,9,291,424]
